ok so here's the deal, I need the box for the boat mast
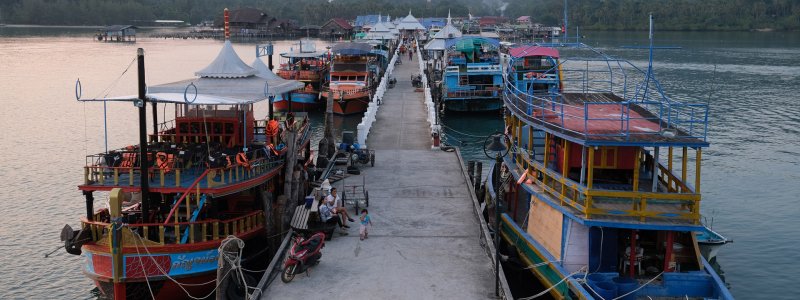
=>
[137,48,151,224]
[563,0,568,41]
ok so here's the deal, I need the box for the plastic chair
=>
[622,246,644,276]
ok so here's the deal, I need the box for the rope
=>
[129,231,235,299]
[92,56,138,99]
[517,266,586,300]
[611,271,664,300]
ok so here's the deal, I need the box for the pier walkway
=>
[260,54,497,299]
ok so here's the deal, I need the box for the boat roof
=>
[445,36,500,50]
[279,51,328,58]
[195,40,257,78]
[509,45,559,58]
[331,42,374,55]
[80,41,304,105]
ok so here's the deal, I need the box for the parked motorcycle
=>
[281,232,326,283]
[411,74,423,88]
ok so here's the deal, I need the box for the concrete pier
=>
[259,50,501,300]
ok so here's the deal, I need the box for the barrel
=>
[612,276,639,300]
[586,273,608,286]
[589,281,617,300]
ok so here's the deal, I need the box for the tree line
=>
[2,0,799,31]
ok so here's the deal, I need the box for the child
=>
[359,209,372,241]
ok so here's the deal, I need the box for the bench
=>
[289,189,337,240]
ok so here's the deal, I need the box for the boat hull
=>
[322,92,371,115]
[273,92,319,112]
[82,227,267,300]
[443,97,503,112]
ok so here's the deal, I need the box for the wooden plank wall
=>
[526,196,563,260]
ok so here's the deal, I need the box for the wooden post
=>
[632,148,641,192]
[664,231,674,272]
[628,230,637,277]
[695,148,702,193]
[109,188,126,299]
[586,147,594,218]
[216,237,244,300]
[681,147,688,187]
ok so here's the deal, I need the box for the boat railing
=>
[504,76,708,142]
[321,84,373,97]
[444,83,503,99]
[513,150,700,223]
[277,69,321,81]
[80,210,264,246]
[83,148,284,190]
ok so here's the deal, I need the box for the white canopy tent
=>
[82,40,304,105]
[397,11,425,31]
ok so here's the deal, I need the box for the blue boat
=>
[696,226,731,262]
[489,39,734,299]
[441,37,504,112]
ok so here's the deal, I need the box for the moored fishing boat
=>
[274,39,329,111]
[490,39,734,299]
[442,36,504,112]
[61,32,312,299]
[323,42,376,115]
[696,226,731,262]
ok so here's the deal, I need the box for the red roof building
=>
[321,18,353,38]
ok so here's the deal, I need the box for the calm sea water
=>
[0,27,798,299]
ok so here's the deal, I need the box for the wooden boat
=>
[696,227,731,262]
[62,40,311,299]
[322,42,376,115]
[442,37,504,112]
[275,39,329,112]
[489,41,734,299]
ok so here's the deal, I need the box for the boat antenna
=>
[563,0,568,42]
[707,64,717,105]
[642,13,654,100]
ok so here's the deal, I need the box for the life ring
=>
[236,152,250,168]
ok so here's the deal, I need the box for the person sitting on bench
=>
[319,200,346,229]
[326,188,355,225]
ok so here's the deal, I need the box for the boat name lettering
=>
[172,253,217,271]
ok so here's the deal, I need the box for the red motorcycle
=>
[281,232,326,283]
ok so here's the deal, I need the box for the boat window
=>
[358,76,366,81]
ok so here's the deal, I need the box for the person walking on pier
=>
[408,49,413,61]
[359,209,372,241]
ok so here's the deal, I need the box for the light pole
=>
[484,132,509,298]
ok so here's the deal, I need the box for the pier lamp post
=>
[484,132,509,298]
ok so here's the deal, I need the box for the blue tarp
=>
[332,42,374,55]
[369,49,389,59]
[445,37,500,50]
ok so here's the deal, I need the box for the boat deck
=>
[260,51,497,299]
[505,92,708,146]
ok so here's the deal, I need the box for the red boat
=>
[274,39,329,112]
[322,42,376,115]
[63,22,311,299]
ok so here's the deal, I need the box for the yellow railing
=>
[517,152,700,223]
[81,211,265,246]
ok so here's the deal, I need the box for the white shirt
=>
[325,193,342,208]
